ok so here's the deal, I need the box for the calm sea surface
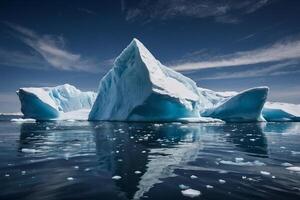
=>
[0,121,299,200]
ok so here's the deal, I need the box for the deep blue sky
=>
[0,0,300,112]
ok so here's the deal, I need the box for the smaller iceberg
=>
[17,84,96,120]
[262,102,300,122]
[202,87,268,122]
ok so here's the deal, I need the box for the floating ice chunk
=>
[281,162,293,167]
[286,167,300,172]
[235,157,244,162]
[219,179,226,184]
[5,174,10,177]
[67,177,74,181]
[260,171,271,175]
[179,184,190,190]
[112,175,122,180]
[190,175,198,179]
[21,171,26,175]
[263,102,300,122]
[89,39,203,122]
[11,118,36,123]
[181,189,201,198]
[206,185,214,189]
[134,171,142,174]
[17,84,96,120]
[291,151,300,155]
[202,87,268,122]
[21,148,42,153]
[220,160,265,166]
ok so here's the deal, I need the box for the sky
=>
[0,0,300,112]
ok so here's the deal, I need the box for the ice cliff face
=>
[89,39,203,121]
[17,84,96,120]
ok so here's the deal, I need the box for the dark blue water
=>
[0,121,299,200]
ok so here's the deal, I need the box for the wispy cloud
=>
[121,0,271,24]
[2,22,111,72]
[171,39,300,71]
[198,61,299,80]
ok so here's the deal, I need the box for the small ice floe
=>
[220,159,265,166]
[11,118,36,123]
[250,138,256,142]
[206,185,214,189]
[21,171,26,175]
[118,159,123,162]
[225,133,230,136]
[260,171,271,176]
[67,177,74,181]
[134,171,142,174]
[179,184,190,190]
[291,151,300,155]
[190,175,198,179]
[181,189,201,198]
[153,123,162,127]
[66,119,76,122]
[141,150,146,154]
[21,148,42,153]
[286,166,300,172]
[219,179,226,184]
[281,162,293,167]
[242,176,247,179]
[5,174,10,177]
[45,126,50,130]
[280,146,286,149]
[84,168,91,172]
[74,166,79,169]
[272,176,276,179]
[112,175,122,180]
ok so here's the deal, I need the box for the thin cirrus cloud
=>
[171,39,300,72]
[121,0,270,24]
[2,22,111,73]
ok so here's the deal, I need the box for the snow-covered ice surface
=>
[17,84,96,120]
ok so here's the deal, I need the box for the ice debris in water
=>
[179,184,190,190]
[281,162,293,167]
[134,171,142,174]
[190,175,198,179]
[11,118,36,123]
[112,175,122,180]
[260,171,271,176]
[220,159,265,166]
[219,179,226,184]
[286,166,300,172]
[206,185,214,189]
[67,177,74,181]
[21,148,42,153]
[181,189,201,198]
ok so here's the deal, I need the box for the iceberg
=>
[89,39,206,122]
[201,87,268,122]
[16,38,299,122]
[17,84,96,120]
[262,102,300,122]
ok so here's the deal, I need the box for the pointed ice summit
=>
[89,39,206,121]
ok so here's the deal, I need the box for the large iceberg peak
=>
[89,38,202,121]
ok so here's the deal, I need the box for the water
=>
[0,121,299,200]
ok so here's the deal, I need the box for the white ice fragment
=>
[74,166,79,169]
[181,189,201,198]
[286,166,300,172]
[21,148,42,153]
[112,175,122,180]
[219,179,226,184]
[206,185,214,189]
[281,162,293,167]
[179,184,190,190]
[67,177,74,181]
[235,157,244,162]
[11,118,36,123]
[21,171,26,175]
[190,175,198,179]
[134,171,142,174]
[260,171,271,176]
